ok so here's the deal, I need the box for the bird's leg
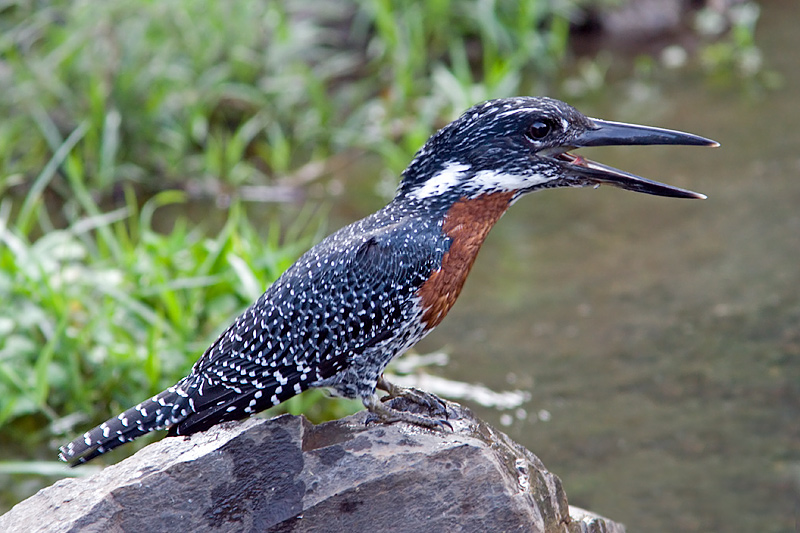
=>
[376,374,404,398]
[375,374,449,419]
[363,394,452,431]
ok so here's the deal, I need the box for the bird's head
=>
[398,97,717,203]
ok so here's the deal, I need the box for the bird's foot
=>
[367,375,452,430]
[376,375,450,417]
[364,394,452,431]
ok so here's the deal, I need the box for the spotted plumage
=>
[59,97,716,465]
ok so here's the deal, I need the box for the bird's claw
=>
[383,387,449,418]
[436,418,454,431]
[363,407,453,432]
[376,375,449,419]
[364,390,453,432]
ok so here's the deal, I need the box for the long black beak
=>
[560,118,719,199]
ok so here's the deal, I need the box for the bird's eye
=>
[527,120,553,141]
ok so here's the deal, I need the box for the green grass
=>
[0,0,582,196]
[0,169,320,431]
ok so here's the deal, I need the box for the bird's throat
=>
[417,191,515,328]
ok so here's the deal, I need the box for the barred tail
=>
[58,383,192,466]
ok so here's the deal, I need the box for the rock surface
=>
[1,399,625,532]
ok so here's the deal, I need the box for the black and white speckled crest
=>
[398,97,596,201]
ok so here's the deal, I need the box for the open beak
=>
[552,118,719,199]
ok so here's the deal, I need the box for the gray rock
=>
[0,400,624,532]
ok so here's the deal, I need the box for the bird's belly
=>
[313,303,430,399]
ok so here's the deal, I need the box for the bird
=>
[58,97,717,465]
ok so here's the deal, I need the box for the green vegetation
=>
[0,0,573,197]
[1,183,322,429]
[0,0,768,511]
[695,2,780,91]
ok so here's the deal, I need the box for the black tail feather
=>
[59,366,311,465]
[58,385,190,466]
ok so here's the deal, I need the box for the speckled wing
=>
[168,213,447,435]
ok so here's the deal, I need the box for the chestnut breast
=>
[417,191,515,328]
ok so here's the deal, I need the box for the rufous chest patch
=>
[417,191,514,328]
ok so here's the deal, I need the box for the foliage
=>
[0,0,576,196]
[694,2,779,91]
[0,174,323,430]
